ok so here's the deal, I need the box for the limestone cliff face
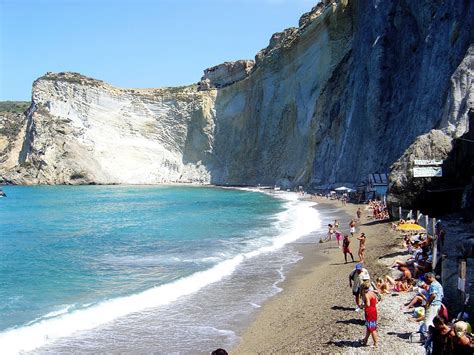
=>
[1,0,473,187]
[209,0,473,188]
[3,74,217,184]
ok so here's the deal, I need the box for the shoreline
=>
[233,198,424,354]
[0,186,323,354]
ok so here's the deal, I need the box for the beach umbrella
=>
[334,186,355,192]
[396,223,426,232]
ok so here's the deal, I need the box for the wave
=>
[0,191,320,354]
[25,305,74,326]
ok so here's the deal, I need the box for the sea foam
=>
[0,191,320,354]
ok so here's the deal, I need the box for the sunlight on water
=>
[0,186,321,353]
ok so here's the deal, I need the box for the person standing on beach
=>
[327,224,335,241]
[335,230,343,248]
[342,235,354,263]
[349,263,370,311]
[360,284,379,347]
[334,220,341,247]
[349,219,356,237]
[423,273,444,335]
[357,208,362,222]
[357,233,367,262]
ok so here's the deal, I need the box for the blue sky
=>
[0,0,315,101]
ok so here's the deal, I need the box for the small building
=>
[368,173,388,199]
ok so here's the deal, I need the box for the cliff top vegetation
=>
[0,101,30,114]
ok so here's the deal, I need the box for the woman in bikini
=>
[357,233,366,262]
[326,224,335,242]
[376,275,412,294]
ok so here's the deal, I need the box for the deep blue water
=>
[0,185,321,353]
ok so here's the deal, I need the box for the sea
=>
[0,185,328,354]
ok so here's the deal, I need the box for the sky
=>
[0,0,316,101]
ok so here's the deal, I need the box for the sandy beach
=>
[233,198,424,354]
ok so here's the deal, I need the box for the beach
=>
[233,198,425,354]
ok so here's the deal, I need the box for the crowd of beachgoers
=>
[322,197,473,354]
[217,190,474,354]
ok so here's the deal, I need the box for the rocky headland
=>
[1,0,473,211]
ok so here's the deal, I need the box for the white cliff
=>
[5,74,217,184]
[1,0,472,189]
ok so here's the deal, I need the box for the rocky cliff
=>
[1,0,473,189]
[1,74,218,184]
[0,102,30,176]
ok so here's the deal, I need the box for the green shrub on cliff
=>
[0,101,30,114]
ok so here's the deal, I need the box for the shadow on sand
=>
[387,331,411,340]
[362,219,389,226]
[329,262,351,266]
[331,305,355,311]
[336,318,365,326]
[378,251,406,259]
[326,340,363,348]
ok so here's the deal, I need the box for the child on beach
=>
[342,235,354,263]
[349,219,356,237]
[360,284,379,347]
[327,224,335,241]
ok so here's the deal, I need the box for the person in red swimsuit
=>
[360,284,379,347]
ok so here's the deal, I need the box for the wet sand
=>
[233,198,424,354]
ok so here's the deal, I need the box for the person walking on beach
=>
[356,208,362,222]
[349,263,370,311]
[333,220,342,246]
[342,235,354,263]
[360,284,379,347]
[349,219,356,237]
[357,233,367,262]
[335,230,343,248]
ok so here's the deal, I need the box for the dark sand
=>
[233,198,424,354]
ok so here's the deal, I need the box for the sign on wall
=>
[414,159,443,166]
[413,166,443,178]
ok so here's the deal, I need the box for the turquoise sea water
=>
[0,185,321,353]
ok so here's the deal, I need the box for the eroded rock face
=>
[440,45,474,138]
[0,108,28,183]
[298,1,327,28]
[0,0,472,188]
[2,73,218,184]
[198,61,255,90]
[387,130,453,208]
